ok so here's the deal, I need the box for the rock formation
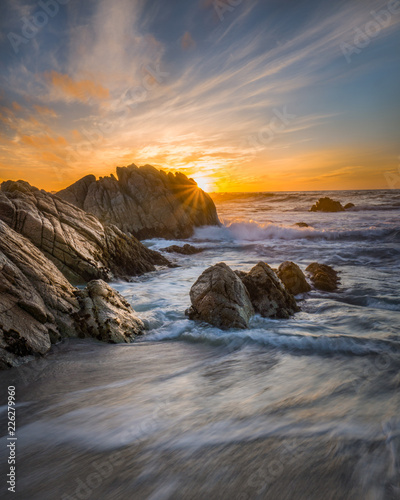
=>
[306,263,340,291]
[57,164,220,239]
[294,222,309,227]
[0,180,169,284]
[277,261,311,295]
[239,262,300,319]
[310,197,355,212]
[0,220,145,369]
[160,244,204,255]
[186,263,254,329]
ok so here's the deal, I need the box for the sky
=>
[0,0,399,192]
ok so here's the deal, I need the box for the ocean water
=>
[1,190,400,500]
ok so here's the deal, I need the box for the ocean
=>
[1,190,400,499]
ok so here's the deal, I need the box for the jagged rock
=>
[57,164,220,239]
[0,221,145,369]
[239,262,300,319]
[294,222,309,228]
[310,197,345,212]
[74,280,145,343]
[306,263,340,291]
[186,263,254,329]
[0,180,169,284]
[277,261,311,295]
[344,203,355,210]
[161,244,204,255]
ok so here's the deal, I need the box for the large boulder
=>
[57,164,220,239]
[310,197,344,212]
[186,263,254,329]
[0,180,169,284]
[0,221,145,369]
[277,261,311,295]
[306,263,340,291]
[239,262,299,319]
[160,244,204,255]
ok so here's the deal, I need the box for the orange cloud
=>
[21,134,68,148]
[12,101,22,111]
[33,105,57,117]
[46,71,110,102]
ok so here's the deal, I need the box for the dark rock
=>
[294,222,309,228]
[0,180,169,284]
[277,261,311,295]
[161,244,204,255]
[57,164,220,239]
[344,203,355,210]
[239,262,300,319]
[186,263,254,329]
[310,197,344,212]
[306,263,340,291]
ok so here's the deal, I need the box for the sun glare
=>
[194,176,214,192]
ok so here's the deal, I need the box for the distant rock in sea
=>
[294,222,309,227]
[0,220,144,369]
[57,164,220,239]
[0,180,169,284]
[310,197,354,212]
[306,262,340,291]
[161,244,204,255]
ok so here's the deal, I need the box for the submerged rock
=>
[306,263,340,291]
[160,244,204,255]
[310,197,345,212]
[294,222,309,227]
[344,203,355,210]
[57,164,220,239]
[186,263,254,329]
[0,180,169,284]
[277,261,311,295]
[239,262,300,319]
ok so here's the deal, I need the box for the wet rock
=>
[344,203,355,210]
[277,261,311,295]
[310,197,345,212]
[74,280,145,343]
[0,180,169,284]
[161,244,204,255]
[57,164,220,239]
[186,262,254,329]
[239,262,300,319]
[306,263,340,291]
[294,222,309,227]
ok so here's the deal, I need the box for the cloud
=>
[45,71,110,103]
[181,31,196,50]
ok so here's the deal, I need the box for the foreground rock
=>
[0,180,169,284]
[57,164,220,239]
[161,244,204,255]
[306,263,340,291]
[277,261,311,295]
[310,197,345,212]
[186,263,254,329]
[0,221,145,369]
[239,262,299,319]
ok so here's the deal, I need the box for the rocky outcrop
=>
[57,164,220,239]
[306,263,340,291]
[186,263,254,329]
[277,261,311,295]
[74,280,144,343]
[294,222,309,227]
[160,244,204,255]
[0,180,169,284]
[239,262,300,319]
[310,197,355,212]
[0,221,145,369]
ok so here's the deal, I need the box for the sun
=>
[194,176,214,192]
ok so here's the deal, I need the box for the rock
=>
[74,280,145,343]
[277,261,311,295]
[239,262,300,319]
[310,197,344,212]
[344,203,355,210]
[306,263,340,291]
[186,263,254,329]
[57,164,220,239]
[160,244,204,255]
[0,221,145,369]
[0,180,169,284]
[294,222,309,228]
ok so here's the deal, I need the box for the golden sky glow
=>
[1,0,399,192]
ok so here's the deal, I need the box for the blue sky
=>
[0,0,399,191]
